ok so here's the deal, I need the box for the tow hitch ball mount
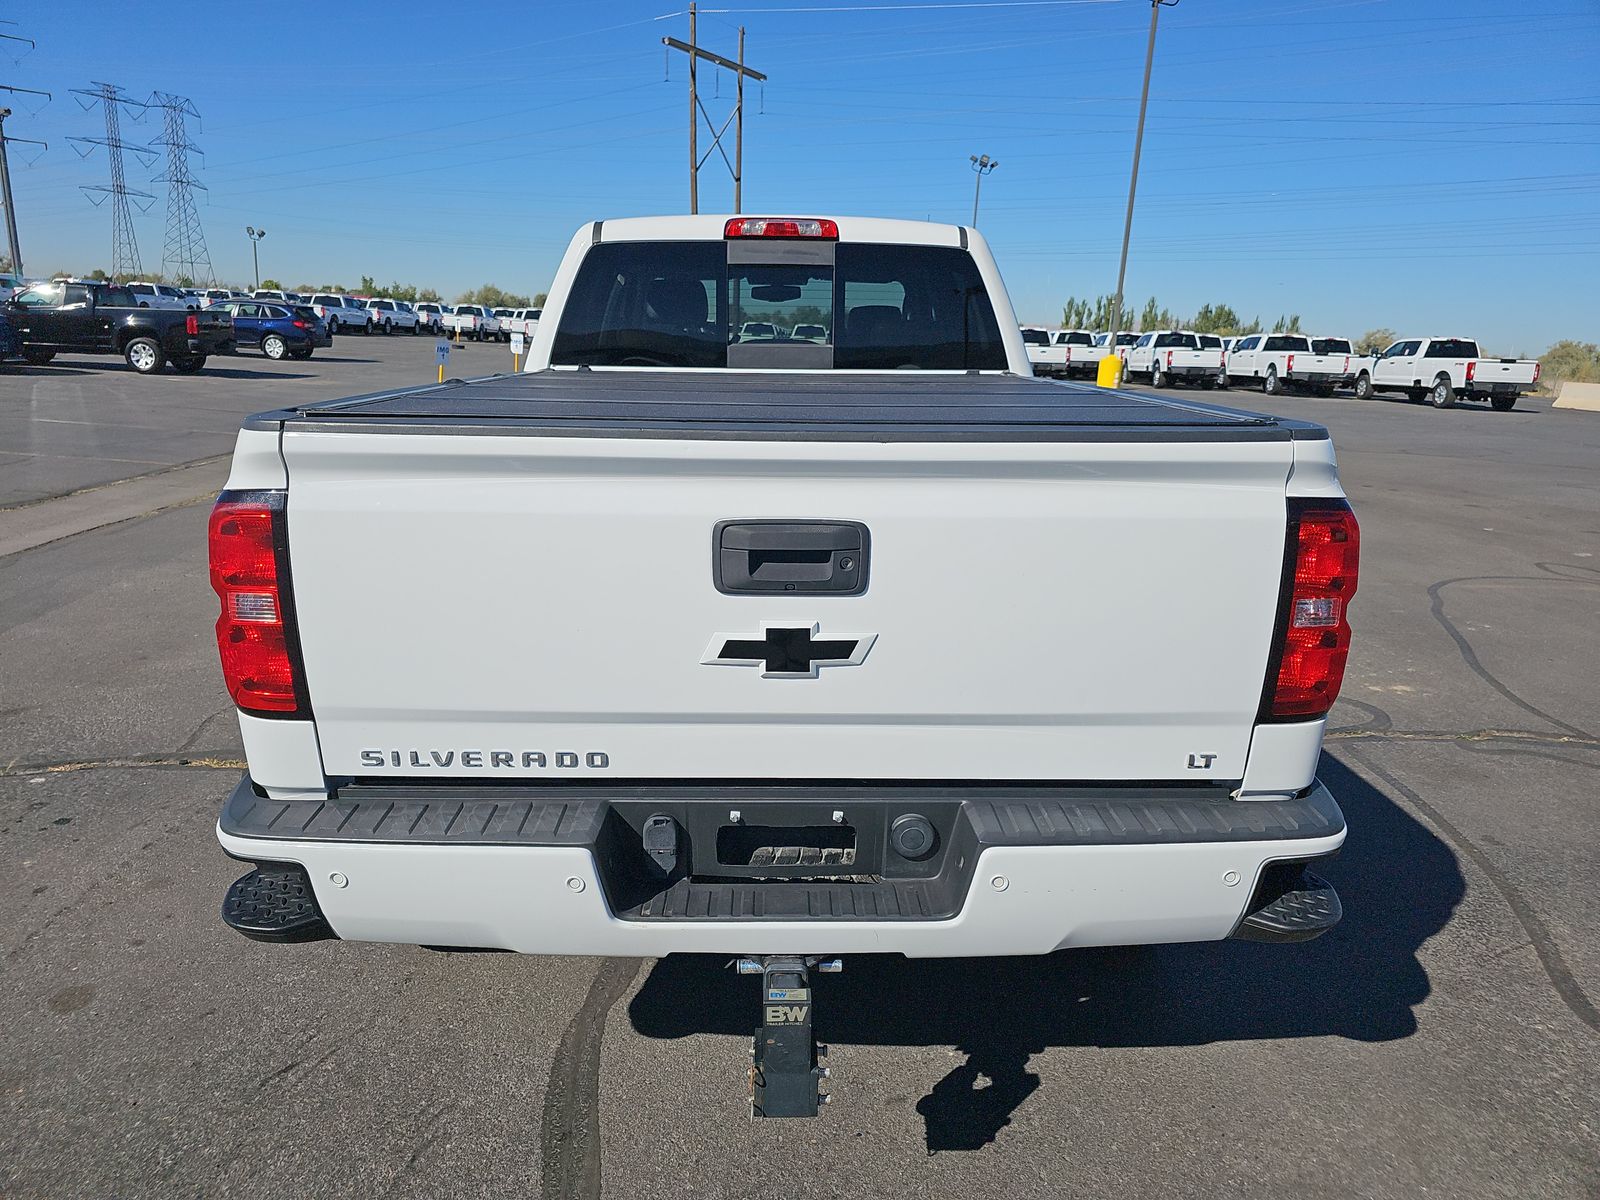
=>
[737,955,841,1118]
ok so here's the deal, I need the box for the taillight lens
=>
[208,491,308,717]
[1265,500,1360,720]
[1465,360,1476,383]
[1533,361,1541,382]
[292,318,308,329]
[186,314,199,335]
[1286,353,1295,374]
[724,217,839,239]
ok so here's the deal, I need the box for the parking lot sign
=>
[435,340,450,365]
[511,332,526,357]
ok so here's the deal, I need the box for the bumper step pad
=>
[222,864,336,943]
[1235,870,1341,943]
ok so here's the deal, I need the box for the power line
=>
[69,82,154,279]
[147,91,214,285]
[0,19,50,275]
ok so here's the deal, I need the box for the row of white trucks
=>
[1024,327,1542,410]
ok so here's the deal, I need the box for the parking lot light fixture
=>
[245,226,266,290]
[969,154,998,227]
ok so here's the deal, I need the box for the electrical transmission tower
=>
[69,82,154,279]
[1,22,52,277]
[663,2,766,214]
[147,92,213,285]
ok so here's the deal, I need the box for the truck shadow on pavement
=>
[628,752,1463,1154]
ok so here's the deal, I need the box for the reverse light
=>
[1264,500,1360,720]
[724,217,839,239]
[208,491,309,717]
[185,314,199,335]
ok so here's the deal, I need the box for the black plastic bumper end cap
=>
[1234,870,1342,944]
[222,864,336,944]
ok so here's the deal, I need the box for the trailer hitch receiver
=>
[741,956,836,1117]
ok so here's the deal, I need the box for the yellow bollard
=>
[1096,354,1124,389]
[513,353,520,373]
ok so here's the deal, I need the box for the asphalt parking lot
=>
[3,339,1598,1199]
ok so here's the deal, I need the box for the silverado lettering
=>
[359,750,610,769]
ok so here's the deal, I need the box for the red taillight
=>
[1266,501,1360,720]
[1286,353,1295,374]
[186,314,199,335]
[1343,355,1350,373]
[1465,360,1476,383]
[724,217,839,239]
[1166,349,1173,367]
[1533,361,1541,382]
[292,318,308,329]
[208,492,307,717]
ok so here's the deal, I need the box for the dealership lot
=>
[3,340,1598,1198]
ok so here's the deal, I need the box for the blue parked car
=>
[0,306,20,363]
[204,300,330,361]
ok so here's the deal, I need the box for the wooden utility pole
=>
[664,6,766,214]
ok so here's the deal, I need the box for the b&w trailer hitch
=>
[737,956,841,1118]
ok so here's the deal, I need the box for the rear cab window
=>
[550,239,1006,370]
[1425,339,1479,358]
[1311,338,1352,355]
[1154,333,1198,349]
[1020,328,1050,346]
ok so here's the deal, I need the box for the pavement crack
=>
[1325,728,1600,749]
[0,755,246,779]
[539,958,643,1200]
[1346,746,1600,1037]
[1426,570,1596,741]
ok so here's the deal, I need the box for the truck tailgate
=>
[273,373,1311,783]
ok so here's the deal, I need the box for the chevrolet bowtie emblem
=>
[702,623,877,678]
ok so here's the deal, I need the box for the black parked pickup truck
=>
[5,280,234,373]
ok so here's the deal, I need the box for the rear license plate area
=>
[716,823,857,868]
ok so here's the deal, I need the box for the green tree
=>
[456,283,531,308]
[533,292,548,308]
[358,274,379,295]
[418,286,442,303]
[260,278,282,290]
[1059,294,1133,332]
[1192,302,1241,336]
[1271,313,1303,334]
[1538,340,1600,389]
[1240,315,1262,335]
[1356,328,1396,355]
[1138,296,1181,332]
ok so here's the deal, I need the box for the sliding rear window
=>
[551,239,1006,370]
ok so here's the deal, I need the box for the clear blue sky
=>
[4,0,1597,352]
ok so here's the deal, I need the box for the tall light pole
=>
[245,225,266,289]
[1102,0,1177,386]
[969,154,998,226]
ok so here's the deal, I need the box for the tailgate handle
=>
[714,520,870,595]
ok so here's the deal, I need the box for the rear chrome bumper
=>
[217,776,1345,957]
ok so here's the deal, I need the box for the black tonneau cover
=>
[251,370,1327,443]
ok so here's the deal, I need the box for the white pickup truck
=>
[1021,326,1062,375]
[1352,336,1541,410]
[1225,333,1356,397]
[365,298,419,335]
[1124,329,1225,388]
[208,214,1358,1118]
[443,303,501,341]
[305,293,372,336]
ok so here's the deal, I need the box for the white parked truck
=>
[127,281,195,311]
[444,303,501,340]
[1352,336,1540,410]
[209,214,1358,1118]
[1020,326,1061,375]
[305,293,372,336]
[365,298,419,335]
[412,302,446,334]
[1225,333,1355,397]
[1124,329,1225,388]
